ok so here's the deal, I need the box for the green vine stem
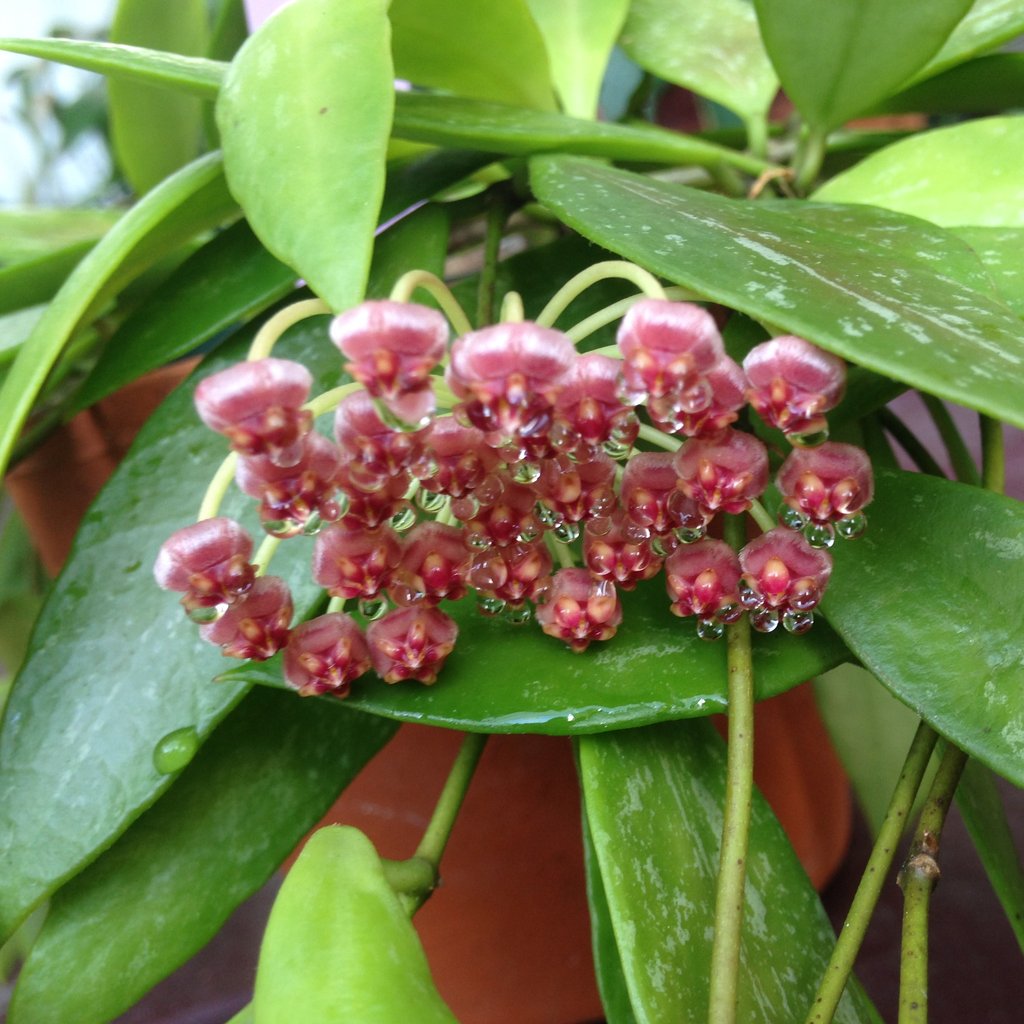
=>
[804,721,939,1024]
[707,513,756,1024]
[500,290,525,323]
[197,451,239,521]
[534,260,667,328]
[919,395,980,486]
[564,285,695,344]
[477,188,509,328]
[980,415,1005,494]
[247,298,331,361]
[389,269,474,337]
[636,423,682,452]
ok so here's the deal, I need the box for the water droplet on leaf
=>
[153,726,199,775]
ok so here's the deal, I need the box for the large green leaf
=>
[9,691,397,1024]
[878,54,1024,117]
[109,0,208,193]
[529,156,1024,429]
[916,0,1024,80]
[813,116,1024,228]
[620,0,777,126]
[820,470,1024,787]
[392,92,769,174]
[0,243,95,318]
[0,208,117,264]
[753,0,972,130]
[579,718,880,1023]
[216,0,393,311]
[953,226,1024,317]
[390,0,555,111]
[524,0,629,119]
[0,153,237,484]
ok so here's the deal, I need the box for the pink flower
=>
[583,510,661,590]
[777,441,874,528]
[535,568,622,652]
[648,356,745,438]
[535,453,616,527]
[551,352,638,456]
[334,390,427,492]
[673,428,769,517]
[283,613,370,697]
[367,606,459,684]
[200,576,293,659]
[389,522,470,606]
[411,416,500,499]
[311,522,401,600]
[665,539,742,626]
[468,540,553,607]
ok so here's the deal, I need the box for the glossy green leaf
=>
[0,307,45,367]
[0,37,225,98]
[0,153,236,485]
[392,92,768,174]
[236,584,848,734]
[390,0,555,111]
[0,244,96,318]
[253,826,457,1024]
[620,0,777,125]
[952,227,1024,317]
[9,691,397,1024]
[820,470,1024,787]
[523,0,629,118]
[813,116,1024,228]
[878,54,1024,116]
[207,0,248,62]
[74,221,296,410]
[579,718,880,1023]
[916,0,1024,80]
[754,0,972,130]
[0,208,117,264]
[216,0,393,312]
[530,156,1024,428]
[956,758,1024,952]
[109,0,208,193]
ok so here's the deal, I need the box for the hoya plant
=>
[1,0,1022,1022]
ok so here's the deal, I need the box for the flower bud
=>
[535,569,622,652]
[200,575,293,659]
[283,613,371,697]
[367,606,458,684]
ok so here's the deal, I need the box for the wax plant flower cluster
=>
[155,264,874,696]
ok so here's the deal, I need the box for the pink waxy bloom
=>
[673,428,769,517]
[583,509,662,590]
[312,522,401,600]
[388,522,470,606]
[334,463,411,530]
[330,300,448,426]
[446,321,575,447]
[743,336,846,441]
[194,358,313,467]
[616,300,724,408]
[461,477,543,549]
[777,442,874,524]
[551,353,638,456]
[283,613,371,698]
[535,453,616,526]
[739,528,832,634]
[200,575,293,659]
[367,606,459,684]
[648,356,746,438]
[621,451,708,538]
[235,431,343,536]
[334,390,426,492]
[469,540,553,606]
[154,517,255,620]
[665,539,742,621]
[411,416,500,499]
[535,568,622,652]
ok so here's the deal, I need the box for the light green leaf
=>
[0,208,118,264]
[813,116,1024,228]
[0,307,46,367]
[530,156,1024,429]
[9,691,396,1024]
[621,0,777,125]
[579,718,880,1023]
[524,0,629,119]
[952,226,1024,317]
[0,244,95,318]
[753,0,972,130]
[390,0,556,111]
[917,0,1024,80]
[109,0,208,193]
[216,0,393,311]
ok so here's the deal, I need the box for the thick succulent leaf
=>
[813,116,1024,228]
[620,0,777,125]
[0,208,118,264]
[9,691,397,1024]
[524,0,629,119]
[390,0,555,111]
[916,0,1024,80]
[820,470,1024,787]
[878,54,1024,117]
[393,92,768,174]
[0,37,225,98]
[108,0,208,193]
[216,0,393,311]
[530,156,1024,429]
[0,153,236,484]
[579,718,880,1023]
[253,827,457,1022]
[956,758,1024,952]
[752,0,972,130]
[235,586,849,734]
[953,226,1024,316]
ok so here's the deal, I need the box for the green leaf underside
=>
[216,0,394,312]
[530,156,1024,430]
[0,207,119,264]
[952,227,1024,317]
[10,692,397,1024]
[916,0,1024,80]
[0,37,226,98]
[821,470,1024,787]
[253,827,457,1022]
[0,208,446,944]
[813,116,1024,228]
[234,585,848,735]
[621,0,777,123]
[878,54,1024,116]
[0,153,237,485]
[392,92,768,174]
[579,718,880,1023]
[753,0,972,130]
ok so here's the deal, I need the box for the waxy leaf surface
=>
[10,691,396,1024]
[0,207,117,264]
[579,718,879,1023]
[953,226,1024,316]
[917,0,1024,80]
[530,156,1024,429]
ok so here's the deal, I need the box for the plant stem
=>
[389,269,474,336]
[476,188,509,328]
[876,409,946,478]
[707,514,756,1024]
[197,452,238,520]
[636,422,682,451]
[897,743,968,1024]
[804,720,938,1024]
[920,395,980,486]
[748,498,775,534]
[247,298,331,360]
[535,260,667,328]
[980,415,1005,494]
[793,126,827,194]
[746,114,768,162]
